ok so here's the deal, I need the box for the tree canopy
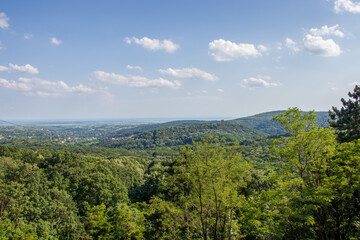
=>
[329,85,360,142]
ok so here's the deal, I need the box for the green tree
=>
[272,108,338,239]
[111,203,145,240]
[329,85,360,142]
[325,140,360,239]
[159,137,251,239]
[85,204,113,240]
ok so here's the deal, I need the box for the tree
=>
[85,204,113,240]
[329,85,360,142]
[111,203,145,240]
[272,108,338,239]
[165,137,251,239]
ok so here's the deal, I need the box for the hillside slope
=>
[113,120,207,137]
[101,121,268,150]
[232,110,330,135]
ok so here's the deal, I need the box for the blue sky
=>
[1,0,360,120]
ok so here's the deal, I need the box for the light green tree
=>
[111,203,145,240]
[272,108,338,239]
[168,137,251,239]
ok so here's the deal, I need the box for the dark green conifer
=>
[329,85,360,142]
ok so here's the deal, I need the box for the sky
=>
[1,0,360,120]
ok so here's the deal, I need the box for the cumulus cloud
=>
[334,0,360,13]
[309,25,344,38]
[217,88,224,93]
[303,34,341,57]
[158,67,218,81]
[0,77,94,96]
[125,37,179,53]
[240,76,281,90]
[0,12,9,29]
[126,65,143,71]
[285,38,300,52]
[0,63,39,74]
[208,39,261,61]
[51,37,62,45]
[93,71,181,89]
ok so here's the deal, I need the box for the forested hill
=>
[233,110,330,135]
[113,120,207,137]
[100,121,268,150]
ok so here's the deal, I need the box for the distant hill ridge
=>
[100,110,330,149]
[232,110,330,135]
[114,120,208,137]
[104,121,267,150]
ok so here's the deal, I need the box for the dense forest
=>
[1,86,360,239]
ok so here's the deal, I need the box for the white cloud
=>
[240,76,281,90]
[51,37,62,45]
[257,44,268,52]
[93,71,181,89]
[0,63,39,74]
[126,65,143,71]
[303,34,341,57]
[158,67,218,81]
[335,0,360,13]
[208,39,261,61]
[285,38,300,52]
[0,77,94,96]
[24,34,33,39]
[309,25,344,37]
[125,37,179,53]
[0,12,9,29]
[9,64,39,74]
[217,88,224,93]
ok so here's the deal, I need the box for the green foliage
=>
[85,204,113,240]
[114,120,207,137]
[329,85,360,142]
[101,121,267,150]
[1,106,360,239]
[268,107,360,239]
[233,110,329,135]
[0,145,146,239]
[111,203,145,240]
[0,156,84,239]
[143,137,251,239]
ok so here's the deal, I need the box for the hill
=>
[232,110,330,135]
[100,121,268,150]
[113,120,207,137]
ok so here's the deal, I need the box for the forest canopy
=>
[1,86,360,239]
